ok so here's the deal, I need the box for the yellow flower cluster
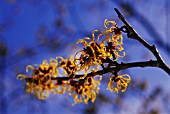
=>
[75,19,125,70]
[68,76,102,105]
[18,59,59,99]
[17,19,130,104]
[107,74,131,93]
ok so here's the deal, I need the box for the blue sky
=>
[0,0,169,114]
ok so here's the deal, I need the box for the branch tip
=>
[114,8,120,15]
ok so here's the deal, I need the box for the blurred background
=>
[0,0,170,114]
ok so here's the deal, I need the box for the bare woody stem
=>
[114,8,170,76]
[49,60,161,80]
[26,59,168,83]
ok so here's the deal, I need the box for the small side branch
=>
[114,8,170,76]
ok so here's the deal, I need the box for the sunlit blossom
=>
[17,19,129,104]
[57,56,77,77]
[68,75,102,105]
[107,74,131,93]
[17,58,58,99]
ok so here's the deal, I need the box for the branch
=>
[26,60,166,83]
[26,8,170,84]
[52,60,163,79]
[114,8,170,76]
[18,7,170,104]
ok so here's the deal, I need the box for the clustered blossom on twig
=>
[17,19,131,105]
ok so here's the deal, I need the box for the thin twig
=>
[114,8,170,76]
[112,1,170,57]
